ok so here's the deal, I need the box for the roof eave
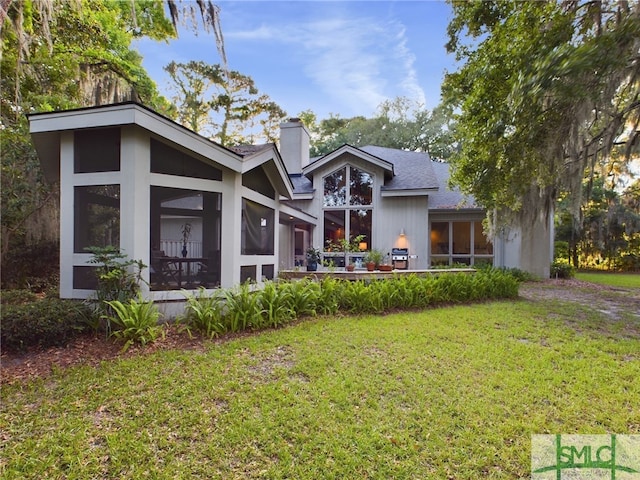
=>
[303,144,394,177]
[380,187,438,197]
[28,102,244,174]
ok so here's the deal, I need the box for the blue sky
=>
[134,1,457,120]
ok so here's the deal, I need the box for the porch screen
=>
[241,198,274,255]
[74,185,120,252]
[150,187,222,291]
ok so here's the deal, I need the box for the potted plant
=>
[345,261,356,272]
[364,249,383,271]
[379,252,393,271]
[181,222,192,257]
[306,247,321,271]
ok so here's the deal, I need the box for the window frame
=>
[429,220,493,267]
[322,165,374,250]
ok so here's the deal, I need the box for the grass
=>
[576,271,640,289]
[1,299,639,479]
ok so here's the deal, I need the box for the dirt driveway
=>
[520,279,640,321]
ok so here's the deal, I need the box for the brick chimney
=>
[279,118,310,175]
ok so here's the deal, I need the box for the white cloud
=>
[226,12,426,117]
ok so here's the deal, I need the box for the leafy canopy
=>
[443,0,640,228]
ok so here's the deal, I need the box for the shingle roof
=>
[229,143,274,157]
[428,161,479,209]
[359,146,440,191]
[289,174,314,194]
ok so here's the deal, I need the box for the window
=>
[243,166,275,199]
[430,220,493,266]
[241,199,274,255]
[74,185,120,252]
[74,128,120,173]
[323,166,373,249]
[150,139,222,181]
[150,187,221,291]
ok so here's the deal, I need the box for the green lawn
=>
[1,299,639,479]
[576,271,640,289]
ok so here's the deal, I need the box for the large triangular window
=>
[322,166,373,253]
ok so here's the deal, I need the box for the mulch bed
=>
[1,325,208,385]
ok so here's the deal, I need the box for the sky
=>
[133,1,458,121]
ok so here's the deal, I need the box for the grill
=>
[391,248,409,270]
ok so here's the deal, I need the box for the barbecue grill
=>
[391,248,409,270]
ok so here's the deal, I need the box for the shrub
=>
[550,261,575,279]
[282,279,319,318]
[224,282,263,331]
[0,289,38,305]
[1,298,90,352]
[104,295,164,350]
[181,288,226,338]
[85,246,147,334]
[258,281,294,328]
[0,241,59,291]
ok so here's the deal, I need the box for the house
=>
[29,102,552,315]
[277,119,553,278]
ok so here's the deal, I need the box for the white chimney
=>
[279,118,310,175]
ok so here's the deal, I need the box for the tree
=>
[0,0,226,267]
[165,60,287,146]
[307,97,455,158]
[443,0,639,248]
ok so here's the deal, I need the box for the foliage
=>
[4,294,639,478]
[86,247,147,334]
[443,0,640,238]
[550,260,576,280]
[104,295,164,351]
[181,287,226,339]
[556,175,640,271]
[0,298,90,352]
[281,279,320,318]
[0,0,183,271]
[305,247,321,263]
[325,234,366,253]
[306,97,456,160]
[174,269,520,337]
[364,249,384,267]
[257,281,294,328]
[0,241,59,291]
[0,289,38,305]
[223,282,263,332]
[164,60,287,145]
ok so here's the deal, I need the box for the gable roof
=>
[231,143,294,199]
[289,144,480,210]
[302,144,394,177]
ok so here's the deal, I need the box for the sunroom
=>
[29,102,296,309]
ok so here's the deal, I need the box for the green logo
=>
[532,435,640,479]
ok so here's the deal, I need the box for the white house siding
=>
[377,196,430,269]
[494,211,554,279]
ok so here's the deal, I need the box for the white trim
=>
[381,188,436,197]
[303,144,394,176]
[149,172,224,193]
[279,203,317,224]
